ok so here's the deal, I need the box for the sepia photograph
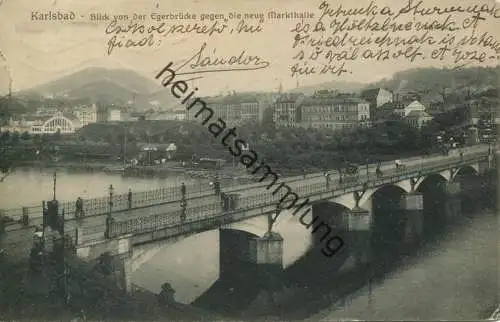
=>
[0,0,498,320]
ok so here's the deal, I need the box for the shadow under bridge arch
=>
[370,184,409,257]
[415,173,451,238]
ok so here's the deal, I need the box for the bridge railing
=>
[103,152,489,240]
[1,145,490,223]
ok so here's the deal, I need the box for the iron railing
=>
[104,152,489,239]
[1,145,488,222]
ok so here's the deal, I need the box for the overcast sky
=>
[0,0,498,96]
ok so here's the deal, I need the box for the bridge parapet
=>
[94,152,489,244]
[3,145,490,224]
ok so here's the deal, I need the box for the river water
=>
[1,168,497,320]
[0,167,202,209]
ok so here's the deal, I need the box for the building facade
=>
[73,104,97,127]
[405,111,433,128]
[1,111,82,134]
[393,100,426,117]
[299,92,370,130]
[187,94,263,125]
[273,93,304,128]
[145,108,186,121]
[361,88,393,117]
[108,109,121,122]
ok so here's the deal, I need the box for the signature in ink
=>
[175,42,270,77]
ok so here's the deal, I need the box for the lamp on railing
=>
[105,184,114,239]
[180,197,187,222]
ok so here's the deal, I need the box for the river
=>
[0,168,497,320]
[0,167,203,209]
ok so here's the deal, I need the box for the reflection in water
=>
[133,209,313,304]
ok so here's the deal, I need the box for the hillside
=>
[288,66,499,97]
[366,66,500,96]
[16,67,178,110]
[288,80,366,95]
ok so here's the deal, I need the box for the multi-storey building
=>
[187,93,263,125]
[361,88,393,117]
[273,93,305,128]
[145,108,186,121]
[299,91,370,130]
[393,100,426,117]
[73,104,97,127]
[96,106,122,122]
[108,109,121,122]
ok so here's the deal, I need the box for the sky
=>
[0,0,499,96]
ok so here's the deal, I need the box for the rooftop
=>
[301,96,369,106]
[406,110,432,118]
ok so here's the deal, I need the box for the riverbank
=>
[0,255,221,321]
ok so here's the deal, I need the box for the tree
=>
[0,141,14,182]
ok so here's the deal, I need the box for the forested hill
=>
[366,66,500,96]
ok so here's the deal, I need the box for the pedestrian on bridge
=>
[128,189,132,209]
[180,182,186,197]
[376,162,382,177]
[324,172,331,189]
[75,197,84,219]
[213,177,221,196]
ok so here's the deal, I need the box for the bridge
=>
[3,145,495,296]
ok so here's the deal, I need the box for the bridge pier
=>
[219,228,283,286]
[343,207,372,266]
[443,182,461,222]
[400,193,424,245]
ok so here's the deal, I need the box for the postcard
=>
[0,0,498,320]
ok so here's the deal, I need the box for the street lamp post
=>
[53,171,57,201]
[105,184,114,238]
[180,182,187,222]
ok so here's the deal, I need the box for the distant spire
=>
[278,82,283,93]
[296,80,299,89]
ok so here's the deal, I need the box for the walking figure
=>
[75,197,84,219]
[127,189,132,209]
[180,182,186,197]
[213,177,221,196]
[180,199,187,222]
[376,162,382,177]
[325,172,331,189]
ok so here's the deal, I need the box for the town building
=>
[361,88,393,118]
[299,91,371,130]
[73,104,97,127]
[108,109,121,122]
[1,111,83,134]
[187,93,264,125]
[145,108,186,121]
[96,106,122,122]
[465,97,498,126]
[393,100,427,117]
[405,110,433,128]
[273,93,305,128]
[30,111,82,134]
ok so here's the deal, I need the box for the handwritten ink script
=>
[104,12,269,55]
[290,0,500,78]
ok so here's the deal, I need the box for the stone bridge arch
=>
[414,171,450,191]
[356,183,410,210]
[452,164,478,181]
